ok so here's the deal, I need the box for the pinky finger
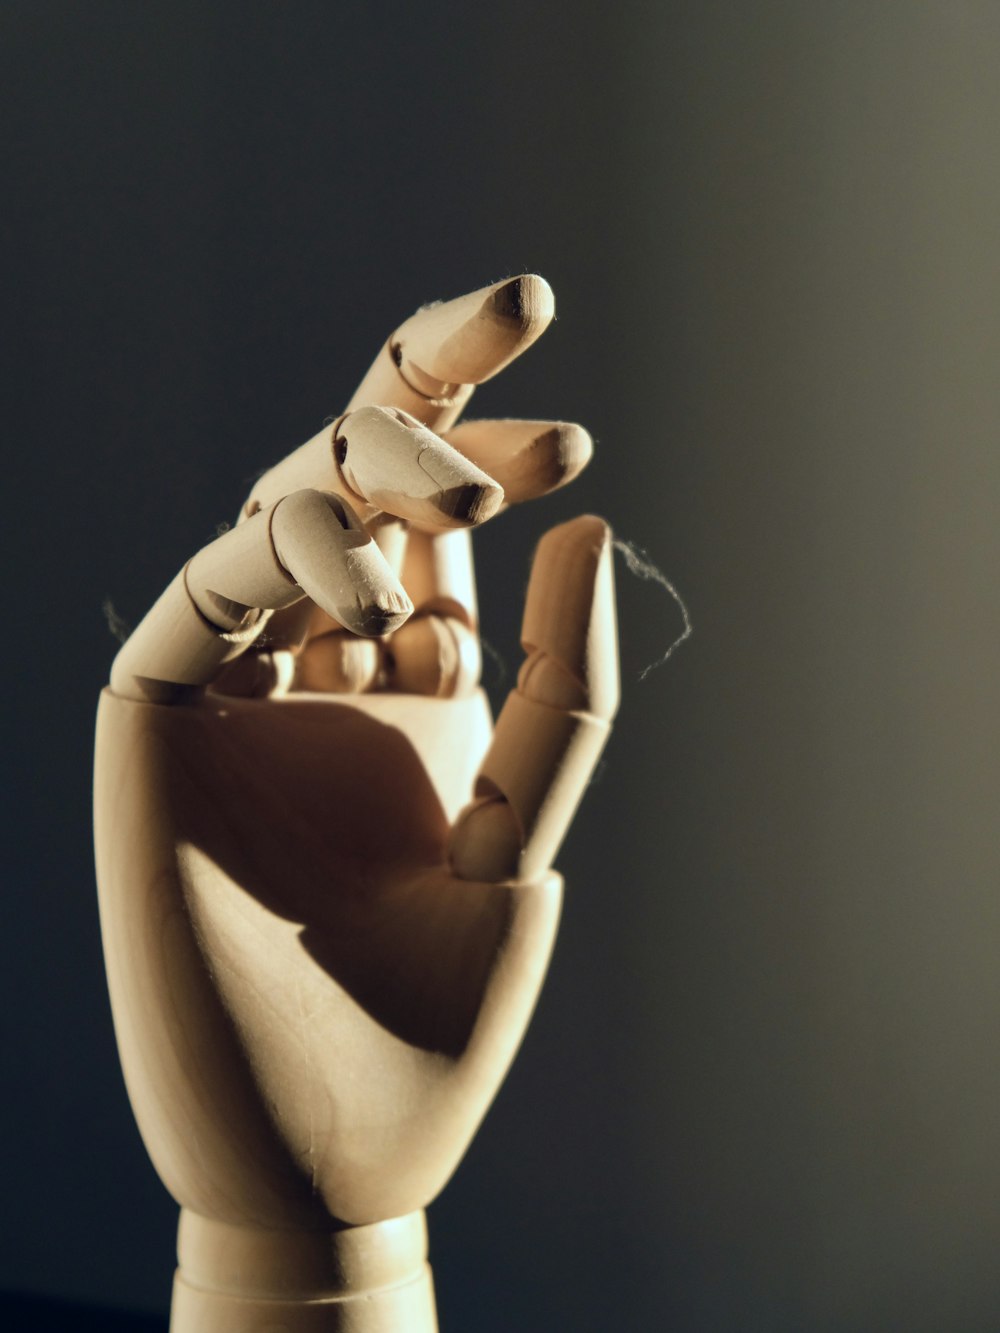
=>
[448,515,619,883]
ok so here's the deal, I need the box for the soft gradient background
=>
[4,2,1000,1329]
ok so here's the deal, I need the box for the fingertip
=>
[435,479,504,526]
[513,422,593,499]
[271,488,414,638]
[444,419,592,506]
[350,592,414,639]
[532,513,613,568]
[523,514,618,721]
[547,421,593,478]
[397,274,556,390]
[337,406,505,529]
[490,273,555,336]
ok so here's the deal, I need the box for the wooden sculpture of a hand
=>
[94,276,619,1332]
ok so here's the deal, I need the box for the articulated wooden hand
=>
[94,277,619,1332]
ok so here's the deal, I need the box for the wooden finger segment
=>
[346,350,472,435]
[448,516,619,883]
[240,423,341,519]
[453,699,610,884]
[392,274,554,390]
[337,406,503,530]
[295,630,381,694]
[383,528,482,697]
[109,570,265,704]
[187,511,299,631]
[386,614,481,698]
[445,419,593,506]
[209,648,298,701]
[109,493,412,702]
[243,407,504,532]
[109,502,299,702]
[269,490,412,638]
[520,515,619,720]
[348,275,555,434]
[369,514,409,570]
[400,528,479,627]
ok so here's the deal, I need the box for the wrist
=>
[172,1208,436,1332]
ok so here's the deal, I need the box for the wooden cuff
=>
[172,1209,437,1332]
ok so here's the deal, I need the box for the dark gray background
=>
[4,2,1000,1329]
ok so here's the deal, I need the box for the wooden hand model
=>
[94,276,619,1332]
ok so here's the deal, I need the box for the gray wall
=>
[4,3,1000,1329]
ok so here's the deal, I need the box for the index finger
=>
[354,276,554,647]
[348,274,555,433]
[239,275,553,520]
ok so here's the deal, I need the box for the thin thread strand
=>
[612,538,692,679]
[102,598,132,645]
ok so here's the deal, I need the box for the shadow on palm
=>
[168,692,522,1058]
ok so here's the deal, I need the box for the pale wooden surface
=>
[95,276,618,1331]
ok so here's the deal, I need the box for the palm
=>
[98,686,562,1230]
